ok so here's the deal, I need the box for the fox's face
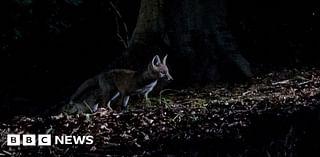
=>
[149,55,173,81]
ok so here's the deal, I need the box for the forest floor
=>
[1,67,320,156]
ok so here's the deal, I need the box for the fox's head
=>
[148,55,173,81]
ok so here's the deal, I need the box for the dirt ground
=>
[1,67,320,156]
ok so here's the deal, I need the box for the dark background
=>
[0,0,319,118]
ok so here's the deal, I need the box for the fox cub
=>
[69,55,173,111]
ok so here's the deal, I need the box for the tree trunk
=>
[126,0,252,86]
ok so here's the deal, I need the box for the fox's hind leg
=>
[107,92,120,110]
[122,96,130,108]
[100,84,111,109]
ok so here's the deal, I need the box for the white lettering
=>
[73,136,86,144]
[64,136,72,144]
[38,134,51,146]
[86,136,94,145]
[55,136,64,144]
[22,135,36,146]
[7,134,20,146]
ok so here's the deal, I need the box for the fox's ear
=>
[162,54,168,65]
[152,55,161,67]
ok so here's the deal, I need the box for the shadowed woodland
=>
[0,0,320,156]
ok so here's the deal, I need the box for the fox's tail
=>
[69,77,98,104]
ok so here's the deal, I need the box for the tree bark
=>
[126,0,252,86]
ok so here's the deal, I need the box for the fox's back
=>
[99,69,137,93]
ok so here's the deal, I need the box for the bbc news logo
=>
[7,134,94,146]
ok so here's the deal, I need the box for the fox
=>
[69,55,173,111]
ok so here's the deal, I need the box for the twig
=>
[194,107,209,113]
[296,76,308,81]
[179,100,193,105]
[242,90,253,96]
[172,112,183,121]
[1,150,11,156]
[109,1,129,48]
[159,89,181,106]
[272,79,290,85]
[46,125,53,134]
[159,89,181,95]
[115,17,128,48]
[298,80,312,86]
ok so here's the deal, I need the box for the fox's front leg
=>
[122,96,130,109]
[144,92,152,106]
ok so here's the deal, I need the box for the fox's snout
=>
[166,74,173,81]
